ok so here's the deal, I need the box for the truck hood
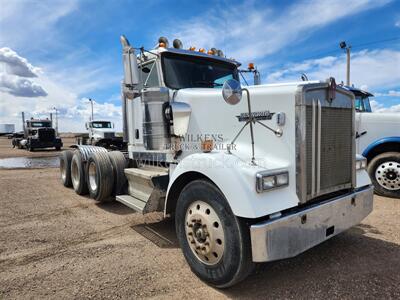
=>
[362,112,400,124]
[174,85,300,169]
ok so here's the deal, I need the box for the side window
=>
[355,98,363,112]
[139,61,159,89]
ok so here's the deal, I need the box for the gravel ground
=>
[0,138,399,299]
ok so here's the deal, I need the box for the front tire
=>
[175,180,254,288]
[368,152,400,198]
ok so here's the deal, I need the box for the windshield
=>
[355,96,372,112]
[29,122,51,128]
[91,122,112,129]
[162,52,238,89]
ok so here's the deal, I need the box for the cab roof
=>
[341,85,374,97]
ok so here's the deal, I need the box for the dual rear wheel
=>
[59,149,126,202]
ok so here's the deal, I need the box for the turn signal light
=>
[189,46,196,51]
[201,139,214,153]
[207,50,214,55]
[248,63,255,70]
[199,48,206,53]
[159,42,166,48]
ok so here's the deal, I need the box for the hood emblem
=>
[236,111,275,122]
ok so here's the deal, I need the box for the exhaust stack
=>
[22,112,26,134]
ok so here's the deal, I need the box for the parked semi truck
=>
[75,120,125,150]
[343,86,400,198]
[59,36,374,287]
[13,113,62,151]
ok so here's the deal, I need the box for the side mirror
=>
[85,122,88,130]
[112,123,115,129]
[222,79,242,105]
[120,35,140,87]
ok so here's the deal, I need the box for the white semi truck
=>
[75,120,125,150]
[59,36,374,287]
[344,86,400,198]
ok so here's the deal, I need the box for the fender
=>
[362,137,400,158]
[165,152,297,219]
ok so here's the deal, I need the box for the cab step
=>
[116,195,146,213]
[122,165,169,214]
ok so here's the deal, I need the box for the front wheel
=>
[175,180,254,288]
[368,152,400,198]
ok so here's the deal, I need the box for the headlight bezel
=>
[256,169,289,193]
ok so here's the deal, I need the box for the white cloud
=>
[163,0,391,62]
[370,100,400,113]
[0,0,79,51]
[266,49,400,90]
[0,47,47,97]
[0,47,122,132]
[0,73,47,97]
[0,47,41,77]
[374,90,400,97]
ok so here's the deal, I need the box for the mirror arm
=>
[242,88,256,164]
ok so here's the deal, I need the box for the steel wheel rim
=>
[375,161,400,191]
[185,200,225,265]
[88,162,97,191]
[60,158,66,181]
[71,158,80,188]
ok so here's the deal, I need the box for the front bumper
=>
[250,185,374,262]
[30,138,63,148]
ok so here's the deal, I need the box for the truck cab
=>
[13,116,62,151]
[344,86,400,198]
[86,120,115,141]
[60,36,374,287]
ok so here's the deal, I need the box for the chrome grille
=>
[103,132,115,139]
[296,84,355,203]
[38,128,55,142]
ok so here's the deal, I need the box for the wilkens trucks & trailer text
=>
[59,36,374,287]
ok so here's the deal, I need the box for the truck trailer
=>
[0,124,15,135]
[59,36,374,287]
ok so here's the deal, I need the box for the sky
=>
[0,0,399,132]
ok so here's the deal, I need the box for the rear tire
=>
[71,151,88,195]
[107,151,127,195]
[175,179,254,288]
[86,152,114,202]
[368,152,400,198]
[59,150,74,187]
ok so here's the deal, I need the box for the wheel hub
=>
[185,201,224,265]
[375,161,400,191]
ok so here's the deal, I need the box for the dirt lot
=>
[0,138,399,299]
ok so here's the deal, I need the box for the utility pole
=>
[53,107,59,136]
[88,98,94,121]
[339,41,351,86]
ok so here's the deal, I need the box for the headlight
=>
[356,156,367,170]
[256,170,289,193]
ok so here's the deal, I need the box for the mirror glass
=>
[222,79,242,105]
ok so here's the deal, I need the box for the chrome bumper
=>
[250,185,374,262]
